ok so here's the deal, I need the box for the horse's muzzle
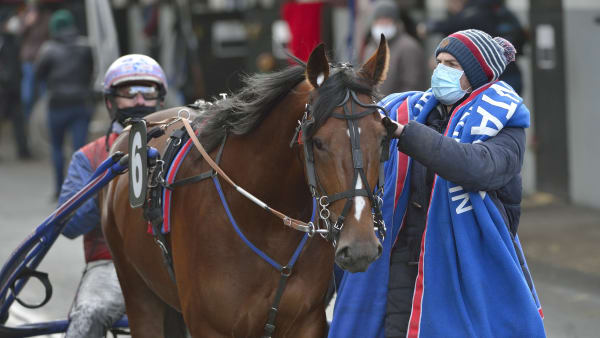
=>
[335,240,382,273]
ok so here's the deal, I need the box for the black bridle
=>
[291,89,392,245]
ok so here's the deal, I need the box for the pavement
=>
[1,115,600,337]
[517,199,600,338]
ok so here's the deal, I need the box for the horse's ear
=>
[358,34,389,85]
[305,43,330,89]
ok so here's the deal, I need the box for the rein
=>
[180,117,324,236]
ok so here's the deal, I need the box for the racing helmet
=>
[103,54,168,98]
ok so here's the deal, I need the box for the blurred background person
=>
[19,0,51,121]
[0,11,32,160]
[361,0,426,95]
[417,0,526,94]
[35,9,94,200]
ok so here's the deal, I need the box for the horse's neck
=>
[224,85,311,218]
[182,82,312,225]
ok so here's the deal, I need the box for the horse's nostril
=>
[336,246,351,260]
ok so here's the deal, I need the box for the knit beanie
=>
[49,9,75,37]
[372,0,399,21]
[434,29,516,89]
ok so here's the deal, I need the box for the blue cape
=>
[329,82,545,337]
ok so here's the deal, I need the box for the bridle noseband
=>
[291,88,392,245]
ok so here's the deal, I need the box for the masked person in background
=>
[362,0,426,95]
[329,29,545,338]
[58,54,167,338]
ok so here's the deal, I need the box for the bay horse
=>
[101,38,391,337]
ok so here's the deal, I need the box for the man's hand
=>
[381,116,404,138]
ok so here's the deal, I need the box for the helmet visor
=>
[114,85,160,100]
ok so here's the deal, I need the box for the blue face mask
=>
[431,63,468,105]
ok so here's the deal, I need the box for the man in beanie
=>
[35,9,93,199]
[329,29,545,338]
[417,0,526,94]
[362,0,426,94]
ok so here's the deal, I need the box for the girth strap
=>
[144,128,228,283]
[144,128,190,282]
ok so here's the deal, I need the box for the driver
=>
[58,54,167,338]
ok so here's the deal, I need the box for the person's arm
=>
[33,42,51,82]
[398,121,525,191]
[58,150,100,239]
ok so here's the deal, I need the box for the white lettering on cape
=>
[490,83,520,102]
[471,106,504,137]
[482,94,518,120]
[449,185,473,214]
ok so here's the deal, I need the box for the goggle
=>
[114,85,160,100]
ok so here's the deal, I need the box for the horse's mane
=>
[193,63,375,151]
[193,65,306,151]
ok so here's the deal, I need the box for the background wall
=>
[564,0,600,208]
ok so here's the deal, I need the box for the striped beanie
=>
[434,29,516,90]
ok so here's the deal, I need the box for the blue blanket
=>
[329,82,545,337]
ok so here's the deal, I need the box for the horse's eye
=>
[313,138,324,150]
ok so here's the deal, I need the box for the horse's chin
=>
[336,258,374,273]
[334,242,382,273]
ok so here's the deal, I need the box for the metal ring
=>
[319,196,329,207]
[307,222,315,237]
[177,108,191,121]
[281,266,292,277]
[320,208,330,220]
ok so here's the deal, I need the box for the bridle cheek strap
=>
[294,89,388,244]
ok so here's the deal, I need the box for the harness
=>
[137,88,395,336]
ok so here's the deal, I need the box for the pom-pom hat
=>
[435,29,516,90]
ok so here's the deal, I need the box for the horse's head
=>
[298,37,390,272]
